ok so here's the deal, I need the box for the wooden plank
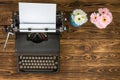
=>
[0,12,12,25]
[0,0,120,4]
[0,73,119,80]
[0,66,119,76]
[0,0,74,4]
[61,27,120,39]
[60,39,120,53]
[0,2,119,12]
[0,44,15,53]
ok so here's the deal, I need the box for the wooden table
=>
[0,0,120,80]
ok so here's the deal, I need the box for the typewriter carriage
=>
[4,11,68,43]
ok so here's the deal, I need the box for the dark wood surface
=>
[0,0,120,80]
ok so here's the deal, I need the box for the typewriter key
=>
[35,56,37,59]
[51,60,54,63]
[19,61,22,64]
[22,60,24,62]
[29,56,31,59]
[24,66,26,69]
[36,66,38,68]
[50,56,53,59]
[20,56,22,59]
[44,66,47,69]
[34,63,37,65]
[39,66,41,69]
[47,57,49,59]
[27,60,30,62]
[31,63,34,65]
[36,60,39,63]
[54,66,57,69]
[53,56,56,59]
[55,62,58,64]
[39,60,42,63]
[48,66,50,69]
[37,63,40,65]
[33,60,36,62]
[45,60,48,63]
[43,60,45,63]
[41,66,44,69]
[24,60,27,62]
[44,57,47,59]
[26,56,28,59]
[51,66,53,69]
[22,63,25,65]
[32,57,34,59]
[46,63,49,66]
[48,60,51,63]
[30,66,32,69]
[23,56,25,59]
[20,66,23,69]
[49,63,52,66]
[31,60,33,62]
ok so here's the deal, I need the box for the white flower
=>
[70,9,88,26]
[74,15,84,25]
[73,9,87,16]
[72,14,88,25]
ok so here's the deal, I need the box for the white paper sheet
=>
[19,2,56,32]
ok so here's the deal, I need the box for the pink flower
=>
[96,14,112,29]
[90,12,99,24]
[98,8,110,15]
[90,8,113,29]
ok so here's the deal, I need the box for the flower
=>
[90,8,113,29]
[70,9,88,27]
[99,14,111,28]
[90,12,100,24]
[74,15,85,25]
[73,9,87,16]
[98,8,109,14]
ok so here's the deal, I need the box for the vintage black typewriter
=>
[3,2,68,73]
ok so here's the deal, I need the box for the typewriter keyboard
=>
[18,55,59,72]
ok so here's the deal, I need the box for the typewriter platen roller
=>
[3,2,69,73]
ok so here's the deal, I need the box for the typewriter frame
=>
[4,11,67,73]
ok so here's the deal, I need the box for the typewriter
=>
[3,2,68,73]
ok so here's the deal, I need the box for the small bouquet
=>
[90,8,113,29]
[69,9,88,27]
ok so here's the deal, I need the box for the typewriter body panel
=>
[16,33,60,72]
[5,2,68,73]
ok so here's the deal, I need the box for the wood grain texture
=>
[0,0,120,80]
